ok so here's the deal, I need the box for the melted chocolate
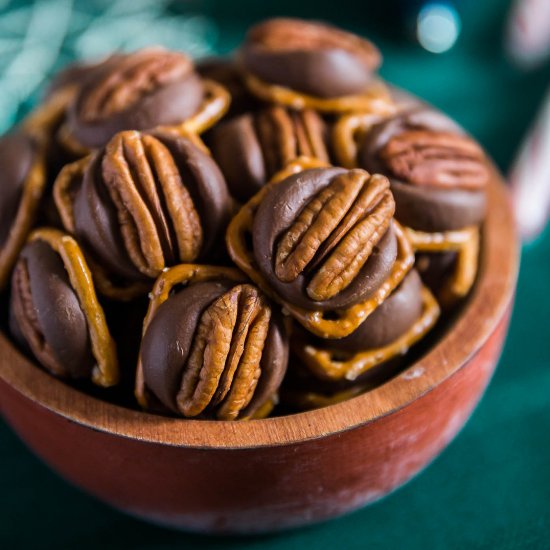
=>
[207,114,266,203]
[326,269,424,351]
[153,132,231,257]
[73,133,231,282]
[10,240,95,378]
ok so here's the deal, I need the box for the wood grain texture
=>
[0,171,518,532]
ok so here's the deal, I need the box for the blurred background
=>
[1,0,549,548]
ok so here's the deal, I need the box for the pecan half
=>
[176,284,271,420]
[379,130,489,190]
[102,131,203,277]
[254,106,329,176]
[275,170,395,301]
[79,49,193,122]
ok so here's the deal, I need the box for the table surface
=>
[1,0,549,548]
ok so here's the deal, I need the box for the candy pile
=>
[0,18,490,420]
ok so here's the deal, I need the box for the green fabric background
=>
[1,0,550,547]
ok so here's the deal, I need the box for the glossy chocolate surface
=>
[73,153,141,281]
[208,114,267,202]
[327,269,424,351]
[252,168,397,310]
[152,132,231,256]
[10,240,94,378]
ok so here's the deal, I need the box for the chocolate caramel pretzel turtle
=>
[135,264,289,420]
[9,228,118,387]
[226,157,415,339]
[208,105,330,202]
[239,18,396,115]
[54,129,232,300]
[57,48,230,156]
[335,107,489,301]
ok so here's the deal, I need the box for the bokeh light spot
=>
[417,3,461,54]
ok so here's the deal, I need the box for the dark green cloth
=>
[2,0,550,547]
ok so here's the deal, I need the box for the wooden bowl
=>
[0,171,518,534]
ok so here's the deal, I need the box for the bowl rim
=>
[0,170,519,449]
